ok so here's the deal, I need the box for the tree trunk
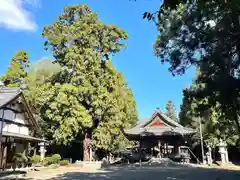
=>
[212,147,216,162]
[83,133,90,161]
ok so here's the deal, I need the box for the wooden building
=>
[0,86,46,169]
[123,108,196,159]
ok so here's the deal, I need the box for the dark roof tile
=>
[0,87,21,108]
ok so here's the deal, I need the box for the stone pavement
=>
[22,164,240,180]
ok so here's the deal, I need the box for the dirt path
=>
[24,165,240,180]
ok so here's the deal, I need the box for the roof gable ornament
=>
[151,119,165,127]
[145,108,183,128]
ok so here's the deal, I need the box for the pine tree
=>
[1,50,30,87]
[165,100,178,122]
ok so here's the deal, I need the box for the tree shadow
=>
[0,170,27,180]
[27,165,240,180]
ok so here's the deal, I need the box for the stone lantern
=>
[38,141,48,161]
[218,139,229,164]
[206,147,213,165]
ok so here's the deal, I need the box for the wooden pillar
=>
[0,143,7,170]
[0,137,8,170]
[33,144,37,156]
[0,143,3,169]
[166,143,169,155]
[158,140,161,158]
[139,136,142,167]
[174,143,179,154]
[151,141,154,157]
[23,141,28,156]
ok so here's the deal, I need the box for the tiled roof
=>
[3,131,47,142]
[0,86,21,108]
[124,126,195,136]
[124,108,196,136]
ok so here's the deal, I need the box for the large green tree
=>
[179,70,240,148]
[1,50,30,87]
[42,5,137,160]
[142,0,240,145]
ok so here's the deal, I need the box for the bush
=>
[43,156,54,166]
[51,154,61,164]
[13,153,28,168]
[43,154,61,166]
[60,160,69,166]
[30,155,41,164]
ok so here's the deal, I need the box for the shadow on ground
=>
[0,170,26,180]
[23,165,240,180]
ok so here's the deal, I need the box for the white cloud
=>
[0,0,39,31]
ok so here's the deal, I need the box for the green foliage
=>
[51,154,61,163]
[91,63,138,153]
[60,159,69,166]
[2,5,137,155]
[1,50,30,87]
[44,154,61,166]
[40,4,137,150]
[146,0,240,147]
[30,155,41,164]
[179,70,240,147]
[44,156,54,166]
[23,58,61,138]
[165,100,178,122]
[13,153,28,166]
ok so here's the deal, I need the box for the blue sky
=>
[0,0,195,119]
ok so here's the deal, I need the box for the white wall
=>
[0,101,30,136]
[2,123,29,136]
[19,126,29,135]
[0,102,29,126]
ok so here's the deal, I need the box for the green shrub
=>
[60,160,69,166]
[43,154,61,166]
[13,153,28,168]
[51,154,61,164]
[30,155,41,164]
[43,156,54,166]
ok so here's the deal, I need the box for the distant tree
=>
[1,50,30,87]
[165,100,178,122]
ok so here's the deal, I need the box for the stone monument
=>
[218,139,229,164]
[206,147,213,165]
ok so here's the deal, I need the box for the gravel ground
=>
[22,164,240,180]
